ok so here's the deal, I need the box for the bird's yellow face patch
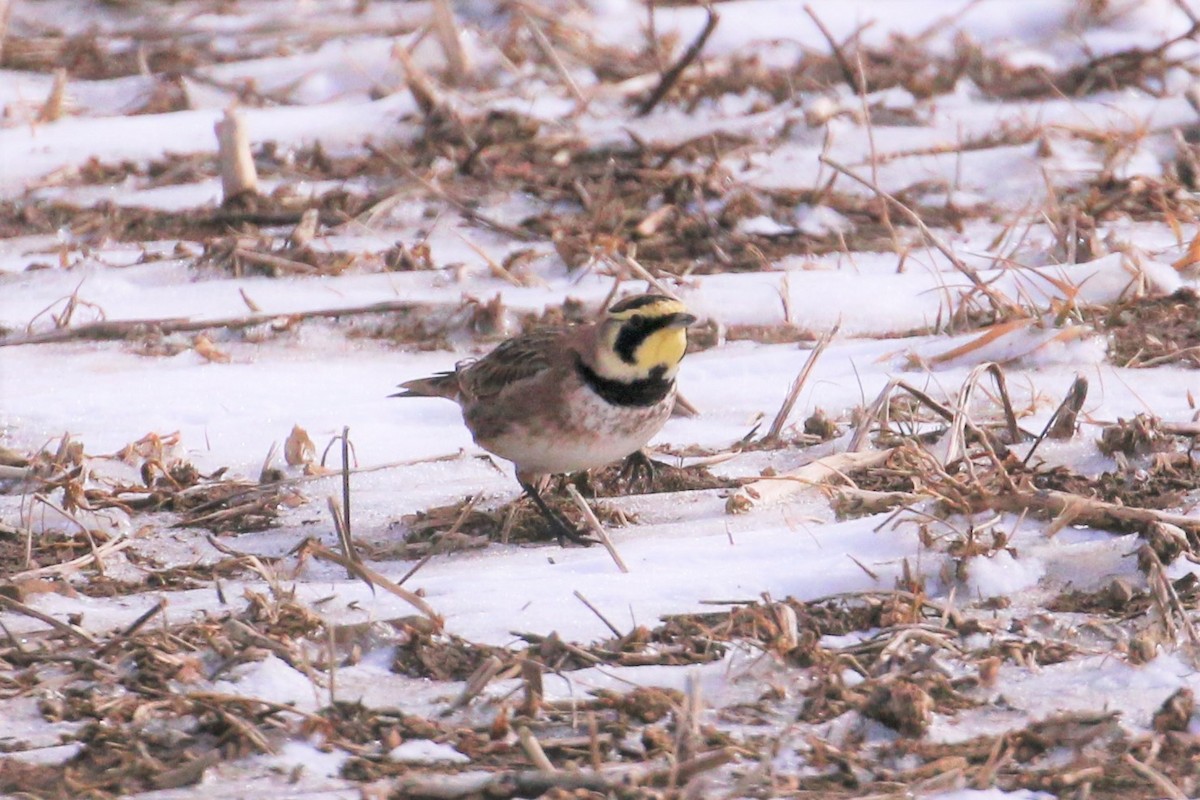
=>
[634,325,688,370]
[594,295,696,382]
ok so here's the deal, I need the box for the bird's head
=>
[593,294,697,383]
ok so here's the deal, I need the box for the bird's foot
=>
[550,517,599,548]
[519,479,597,547]
[619,450,657,492]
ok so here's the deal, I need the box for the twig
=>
[363,143,536,241]
[458,232,527,286]
[727,448,895,513]
[983,363,1023,444]
[518,726,557,772]
[611,254,679,299]
[0,594,98,645]
[31,494,105,576]
[431,0,472,83]
[895,379,1010,460]
[396,552,435,588]
[565,485,628,573]
[36,68,68,123]
[9,533,135,581]
[994,489,1200,536]
[328,497,359,573]
[303,541,443,624]
[96,599,167,657]
[233,247,319,275]
[667,747,738,785]
[449,655,505,711]
[522,659,544,717]
[1024,374,1088,465]
[286,208,319,249]
[636,5,719,116]
[2,298,460,347]
[393,43,445,118]
[1122,753,1189,800]
[848,378,899,452]
[765,324,837,442]
[819,155,1014,318]
[519,8,587,108]
[804,5,863,93]
[340,426,352,547]
[573,590,623,638]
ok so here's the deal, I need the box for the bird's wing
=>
[459,328,565,399]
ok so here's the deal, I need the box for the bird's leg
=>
[619,449,657,492]
[518,478,595,547]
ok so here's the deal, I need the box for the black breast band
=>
[575,357,673,407]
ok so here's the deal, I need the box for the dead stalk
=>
[0,0,11,65]
[518,725,558,772]
[458,233,528,286]
[765,324,837,442]
[573,590,623,638]
[449,655,505,711]
[393,43,444,118]
[328,497,359,570]
[848,379,899,452]
[637,5,719,116]
[519,8,587,109]
[3,298,462,347]
[431,0,472,82]
[304,542,443,624]
[1122,753,1189,800]
[819,155,1015,319]
[340,426,352,544]
[96,600,168,657]
[565,485,629,573]
[396,552,436,588]
[804,5,863,94]
[612,254,679,299]
[1024,375,1088,465]
[0,594,98,645]
[214,108,259,202]
[37,68,68,123]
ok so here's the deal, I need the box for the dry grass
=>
[6,3,1200,798]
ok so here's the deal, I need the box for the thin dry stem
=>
[431,0,472,82]
[573,590,623,638]
[765,324,837,442]
[637,5,719,116]
[819,155,1016,320]
[518,725,558,772]
[565,484,629,573]
[520,8,587,109]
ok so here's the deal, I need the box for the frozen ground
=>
[2,1,1200,798]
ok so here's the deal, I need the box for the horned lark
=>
[393,294,697,544]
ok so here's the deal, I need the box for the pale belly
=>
[476,388,673,476]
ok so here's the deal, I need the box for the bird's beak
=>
[670,312,698,327]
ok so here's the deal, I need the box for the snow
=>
[268,741,350,779]
[3,0,1200,797]
[213,655,325,711]
[387,739,470,765]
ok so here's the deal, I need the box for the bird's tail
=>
[390,371,461,400]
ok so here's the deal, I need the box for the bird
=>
[393,293,697,544]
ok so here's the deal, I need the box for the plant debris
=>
[7,3,1200,798]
